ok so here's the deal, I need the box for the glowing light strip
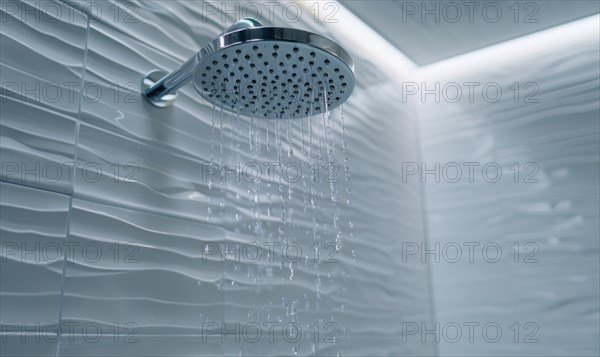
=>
[418,14,600,80]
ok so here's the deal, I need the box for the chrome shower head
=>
[142,18,355,119]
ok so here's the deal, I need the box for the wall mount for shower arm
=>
[142,18,355,119]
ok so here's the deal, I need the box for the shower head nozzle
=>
[142,18,355,119]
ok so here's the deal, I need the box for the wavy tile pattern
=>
[0,182,70,356]
[418,21,600,356]
[0,0,87,194]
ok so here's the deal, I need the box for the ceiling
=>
[340,0,600,66]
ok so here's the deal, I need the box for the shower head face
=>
[192,27,355,119]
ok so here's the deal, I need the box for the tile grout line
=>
[55,13,90,357]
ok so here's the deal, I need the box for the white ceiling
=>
[340,0,599,65]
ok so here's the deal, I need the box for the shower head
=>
[193,27,355,119]
[142,18,355,119]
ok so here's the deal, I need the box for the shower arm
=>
[142,18,263,108]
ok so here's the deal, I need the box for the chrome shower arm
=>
[142,55,197,106]
[142,18,263,108]
[219,17,263,34]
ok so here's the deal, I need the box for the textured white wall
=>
[0,1,433,356]
[417,16,600,356]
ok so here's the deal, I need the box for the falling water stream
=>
[204,81,353,355]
